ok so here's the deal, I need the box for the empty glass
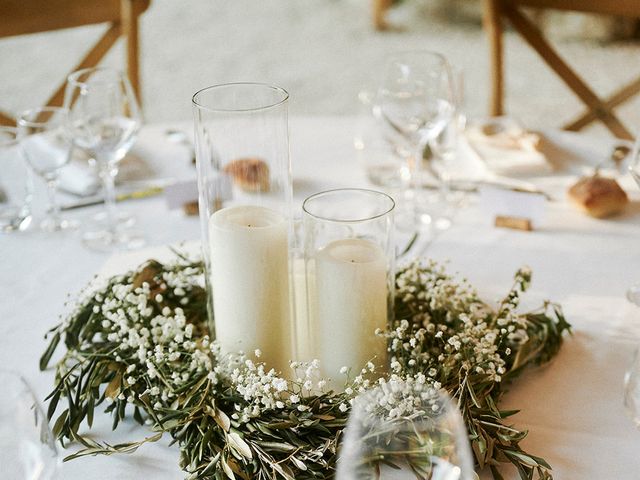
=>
[629,140,640,188]
[0,370,60,479]
[0,127,32,232]
[18,107,76,232]
[356,88,412,189]
[64,67,143,251]
[624,348,640,427]
[337,380,474,480]
[425,66,466,231]
[628,142,640,305]
[375,51,454,230]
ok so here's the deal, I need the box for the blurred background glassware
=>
[64,67,143,251]
[0,370,60,480]
[0,127,33,232]
[355,89,412,189]
[18,107,77,233]
[374,50,454,230]
[627,140,640,305]
[624,347,640,427]
[336,381,474,480]
[424,65,467,231]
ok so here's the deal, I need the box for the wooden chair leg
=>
[44,23,121,109]
[0,111,16,127]
[121,0,142,105]
[502,3,633,140]
[483,0,504,117]
[372,0,392,31]
[565,76,640,132]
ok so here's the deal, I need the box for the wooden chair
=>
[0,0,150,126]
[483,0,640,139]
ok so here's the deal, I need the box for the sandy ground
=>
[1,0,639,138]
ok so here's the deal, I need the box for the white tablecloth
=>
[1,116,640,479]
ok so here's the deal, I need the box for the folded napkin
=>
[465,119,553,177]
[58,160,100,197]
[20,133,100,197]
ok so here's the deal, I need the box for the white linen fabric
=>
[1,116,639,479]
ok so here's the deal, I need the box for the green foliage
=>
[41,257,570,479]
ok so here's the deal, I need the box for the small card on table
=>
[479,186,546,230]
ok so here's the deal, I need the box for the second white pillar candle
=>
[311,237,388,387]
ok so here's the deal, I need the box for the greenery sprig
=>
[40,256,570,479]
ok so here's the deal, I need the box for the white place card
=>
[479,186,546,228]
[164,179,199,210]
[164,174,233,210]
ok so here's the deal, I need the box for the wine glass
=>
[375,51,454,230]
[64,67,143,251]
[428,66,466,231]
[337,380,474,480]
[0,370,60,479]
[17,107,77,232]
[624,347,640,427]
[0,126,33,232]
[627,141,640,305]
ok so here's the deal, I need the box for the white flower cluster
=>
[392,262,533,384]
[87,264,213,407]
[396,261,478,325]
[70,258,536,432]
[358,375,441,423]
[219,355,332,422]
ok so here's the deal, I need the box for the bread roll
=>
[568,175,628,218]
[223,157,270,192]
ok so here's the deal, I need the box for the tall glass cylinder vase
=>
[193,83,294,375]
[302,188,395,390]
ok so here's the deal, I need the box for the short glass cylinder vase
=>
[192,83,294,375]
[302,188,395,389]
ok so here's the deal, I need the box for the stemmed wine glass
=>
[0,127,33,232]
[374,50,454,231]
[428,66,466,231]
[64,67,143,251]
[624,347,640,428]
[627,141,640,305]
[18,107,77,232]
[337,380,474,480]
[0,370,60,479]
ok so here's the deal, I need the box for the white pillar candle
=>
[312,238,388,387]
[292,258,312,361]
[209,205,291,374]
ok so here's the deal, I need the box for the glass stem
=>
[440,170,450,203]
[46,177,61,228]
[98,164,118,234]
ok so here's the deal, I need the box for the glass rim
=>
[0,126,19,147]
[67,67,125,88]
[192,82,289,113]
[302,188,395,223]
[17,106,68,128]
[0,125,19,136]
[384,49,449,65]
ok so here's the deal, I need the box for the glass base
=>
[628,285,640,307]
[0,210,31,233]
[82,228,145,252]
[41,217,79,233]
[92,210,136,229]
[416,212,452,231]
